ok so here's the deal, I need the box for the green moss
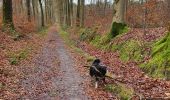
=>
[79,28,96,42]
[117,40,143,62]
[141,32,170,79]
[110,22,127,38]
[90,35,101,47]
[37,27,48,37]
[8,48,30,65]
[100,33,113,44]
[105,84,134,100]
[90,31,119,50]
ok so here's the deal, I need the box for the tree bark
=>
[39,0,45,27]
[32,0,36,19]
[76,0,81,26]
[3,0,14,29]
[26,0,31,22]
[112,0,126,23]
[80,0,85,27]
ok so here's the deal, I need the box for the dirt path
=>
[21,27,89,100]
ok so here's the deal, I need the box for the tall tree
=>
[166,0,170,21]
[76,0,81,26]
[70,0,73,26]
[104,0,107,16]
[3,0,14,29]
[55,0,62,25]
[67,0,71,26]
[39,0,45,27]
[80,0,85,27]
[112,0,126,23]
[26,0,31,22]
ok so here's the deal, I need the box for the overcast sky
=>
[73,0,113,5]
[73,0,92,4]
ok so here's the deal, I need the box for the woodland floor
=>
[1,26,170,100]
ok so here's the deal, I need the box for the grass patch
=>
[79,28,97,42]
[105,84,134,100]
[7,29,25,41]
[113,40,143,62]
[141,32,170,79]
[7,48,31,65]
[37,27,48,37]
[80,25,130,51]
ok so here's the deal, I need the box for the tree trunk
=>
[166,0,170,23]
[80,0,85,27]
[76,0,81,26]
[67,0,71,26]
[32,0,36,19]
[112,0,126,23]
[70,0,73,26]
[104,0,107,16]
[55,0,62,25]
[39,0,45,27]
[3,0,14,29]
[26,0,31,22]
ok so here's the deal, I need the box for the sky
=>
[73,0,113,5]
[73,0,92,5]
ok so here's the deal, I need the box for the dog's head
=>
[92,59,100,66]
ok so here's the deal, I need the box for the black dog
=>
[89,59,107,88]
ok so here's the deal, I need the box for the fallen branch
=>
[83,65,91,67]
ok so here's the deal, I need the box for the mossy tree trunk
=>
[3,0,14,29]
[110,0,126,38]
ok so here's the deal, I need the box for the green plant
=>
[117,40,142,62]
[8,49,29,65]
[105,84,134,100]
[9,57,19,65]
[79,28,96,42]
[37,27,48,37]
[0,82,5,90]
[141,32,170,79]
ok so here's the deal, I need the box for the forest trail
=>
[21,26,89,100]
